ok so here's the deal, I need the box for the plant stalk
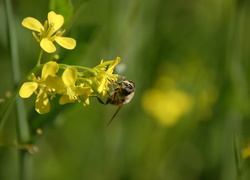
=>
[4,0,31,179]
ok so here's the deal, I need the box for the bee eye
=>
[123,82,132,89]
[127,84,133,89]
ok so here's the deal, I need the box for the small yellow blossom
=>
[19,61,59,114]
[22,11,76,53]
[59,67,79,103]
[58,67,93,105]
[84,57,120,96]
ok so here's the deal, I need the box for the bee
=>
[95,80,135,126]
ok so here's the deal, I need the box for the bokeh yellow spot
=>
[242,144,250,159]
[142,88,194,126]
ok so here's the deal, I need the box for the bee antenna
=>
[118,75,126,80]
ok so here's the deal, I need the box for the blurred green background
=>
[1,0,250,179]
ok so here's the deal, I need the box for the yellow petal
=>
[42,61,59,80]
[75,87,93,96]
[78,87,92,106]
[40,38,56,53]
[45,75,65,90]
[66,87,77,100]
[62,68,77,86]
[55,37,76,50]
[83,98,90,106]
[48,11,64,33]
[97,77,106,93]
[19,82,38,98]
[22,17,44,32]
[107,57,121,73]
[35,91,50,114]
[59,95,74,105]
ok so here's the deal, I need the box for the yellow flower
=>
[59,67,93,106]
[19,61,59,114]
[85,57,120,96]
[61,67,78,102]
[22,11,76,53]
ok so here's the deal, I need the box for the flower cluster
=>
[19,11,123,114]
[19,57,121,114]
[22,11,76,53]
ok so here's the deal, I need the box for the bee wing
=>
[107,105,123,126]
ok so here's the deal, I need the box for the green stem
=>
[72,65,93,70]
[0,85,21,133]
[36,49,44,66]
[5,0,30,142]
[5,0,30,143]
[4,0,32,179]
[0,65,43,126]
[59,63,93,70]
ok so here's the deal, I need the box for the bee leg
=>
[105,97,112,105]
[89,95,106,105]
[107,105,123,126]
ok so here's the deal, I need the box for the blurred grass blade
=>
[233,134,241,174]
[4,0,30,143]
[4,0,31,180]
